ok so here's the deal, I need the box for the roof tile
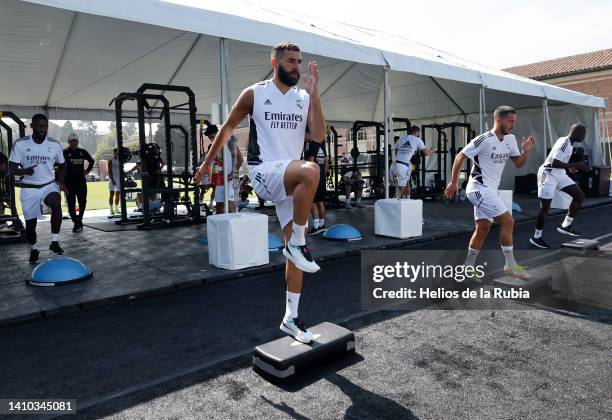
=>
[504,48,612,80]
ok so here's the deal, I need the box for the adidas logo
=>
[492,146,497,151]
[264,99,272,105]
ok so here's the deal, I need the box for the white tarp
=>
[0,0,606,123]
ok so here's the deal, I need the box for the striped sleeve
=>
[462,133,489,159]
[551,138,570,162]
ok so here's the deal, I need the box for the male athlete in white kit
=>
[195,42,326,343]
[530,123,589,249]
[390,126,432,198]
[444,106,535,280]
[9,114,67,263]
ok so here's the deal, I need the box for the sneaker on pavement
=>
[29,249,40,264]
[557,225,581,237]
[280,317,314,344]
[49,241,64,255]
[504,264,529,280]
[283,243,320,273]
[529,236,550,249]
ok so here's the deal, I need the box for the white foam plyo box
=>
[375,199,422,239]
[497,190,513,212]
[551,189,572,209]
[207,213,269,270]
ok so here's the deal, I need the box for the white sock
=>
[313,219,320,229]
[356,198,361,205]
[562,216,573,228]
[406,194,410,199]
[289,222,307,246]
[51,234,59,242]
[501,245,517,267]
[465,247,479,266]
[31,244,38,250]
[534,229,543,239]
[284,291,300,321]
[320,218,325,227]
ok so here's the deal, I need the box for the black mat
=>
[82,221,140,232]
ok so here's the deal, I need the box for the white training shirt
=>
[541,136,573,177]
[461,130,521,193]
[395,135,425,164]
[109,157,120,181]
[9,136,64,185]
[247,79,310,164]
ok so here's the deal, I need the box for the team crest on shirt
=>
[296,99,303,109]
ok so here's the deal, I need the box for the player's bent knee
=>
[475,222,491,235]
[499,214,514,228]
[301,162,319,184]
[45,193,62,209]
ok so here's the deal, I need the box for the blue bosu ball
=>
[29,257,92,286]
[269,233,284,251]
[322,224,362,241]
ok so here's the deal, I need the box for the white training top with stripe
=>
[247,79,310,164]
[9,136,65,185]
[541,136,572,177]
[109,157,120,181]
[395,135,425,164]
[461,130,521,193]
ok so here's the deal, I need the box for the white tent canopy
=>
[1,0,609,190]
[0,0,606,121]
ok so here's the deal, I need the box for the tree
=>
[94,132,117,161]
[124,122,137,137]
[76,120,98,153]
[60,120,74,141]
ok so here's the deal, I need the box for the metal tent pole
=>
[219,38,231,212]
[383,66,391,199]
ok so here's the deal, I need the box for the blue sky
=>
[254,0,612,69]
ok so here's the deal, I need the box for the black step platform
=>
[561,238,600,251]
[253,322,355,379]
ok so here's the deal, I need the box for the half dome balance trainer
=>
[29,257,92,287]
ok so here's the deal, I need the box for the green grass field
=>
[14,181,122,214]
[13,181,231,214]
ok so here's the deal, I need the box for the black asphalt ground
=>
[1,204,611,419]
